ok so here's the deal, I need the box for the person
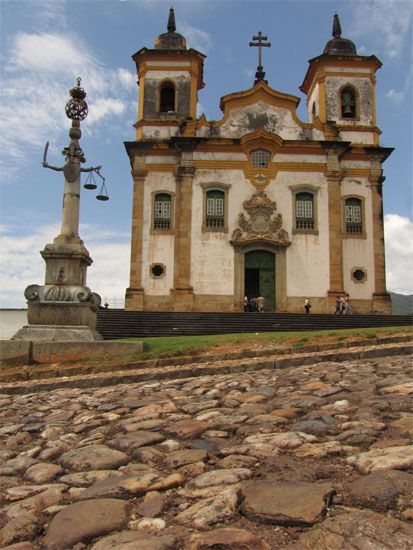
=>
[244,296,248,312]
[340,296,346,315]
[344,293,352,315]
[304,297,311,314]
[334,296,341,314]
[257,295,265,313]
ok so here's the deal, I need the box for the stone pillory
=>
[124,10,393,314]
[13,79,107,342]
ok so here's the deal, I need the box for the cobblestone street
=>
[1,350,412,549]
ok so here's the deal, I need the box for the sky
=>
[0,0,412,308]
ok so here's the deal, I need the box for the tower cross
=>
[249,31,271,69]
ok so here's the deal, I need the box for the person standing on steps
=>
[304,297,311,314]
[334,296,341,314]
[344,293,352,314]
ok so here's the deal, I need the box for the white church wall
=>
[218,101,305,140]
[280,171,330,297]
[340,131,375,145]
[141,126,180,140]
[307,82,319,121]
[142,172,176,294]
[341,178,375,299]
[190,169,252,295]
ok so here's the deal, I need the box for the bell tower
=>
[300,14,382,145]
[132,8,205,139]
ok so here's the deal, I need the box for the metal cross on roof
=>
[249,31,271,69]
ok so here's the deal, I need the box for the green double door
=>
[245,251,275,311]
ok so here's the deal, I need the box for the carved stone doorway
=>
[245,250,275,311]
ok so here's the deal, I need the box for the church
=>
[124,9,392,314]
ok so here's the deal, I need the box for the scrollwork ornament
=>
[24,284,41,301]
[77,287,92,302]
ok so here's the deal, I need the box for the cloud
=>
[384,214,413,295]
[179,23,212,52]
[117,68,136,90]
[0,222,130,308]
[385,68,412,106]
[350,0,413,58]
[0,26,136,184]
[12,32,99,73]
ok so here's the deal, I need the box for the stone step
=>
[96,310,412,339]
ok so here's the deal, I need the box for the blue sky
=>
[0,0,412,307]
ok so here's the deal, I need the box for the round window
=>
[353,269,365,281]
[151,264,164,277]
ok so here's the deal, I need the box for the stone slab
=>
[11,325,103,342]
[0,340,31,366]
[0,338,147,366]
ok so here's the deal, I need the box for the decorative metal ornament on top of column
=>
[12,78,108,342]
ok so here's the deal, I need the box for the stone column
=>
[125,162,147,311]
[369,155,391,313]
[323,144,346,309]
[172,164,194,311]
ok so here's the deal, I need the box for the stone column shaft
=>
[173,166,194,290]
[370,170,387,296]
[327,173,344,294]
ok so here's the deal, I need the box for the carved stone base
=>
[372,292,392,314]
[125,287,145,311]
[27,301,98,329]
[11,325,103,342]
[171,287,194,312]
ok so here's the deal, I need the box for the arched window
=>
[154,193,172,229]
[295,192,314,230]
[340,86,357,119]
[206,189,225,228]
[344,197,362,234]
[159,81,175,113]
[251,149,271,168]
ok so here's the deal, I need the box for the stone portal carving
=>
[230,189,290,249]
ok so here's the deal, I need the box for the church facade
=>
[124,10,392,314]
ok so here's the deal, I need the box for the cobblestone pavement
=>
[0,352,412,549]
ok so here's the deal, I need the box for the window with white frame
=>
[206,190,225,228]
[154,193,172,230]
[345,197,362,235]
[295,192,314,230]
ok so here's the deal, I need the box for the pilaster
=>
[125,162,147,311]
[323,143,348,301]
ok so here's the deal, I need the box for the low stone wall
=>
[0,340,147,367]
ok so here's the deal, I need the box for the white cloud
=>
[384,214,413,294]
[12,32,99,73]
[0,222,129,308]
[0,27,135,184]
[350,0,413,58]
[386,89,405,105]
[117,68,136,90]
[385,68,412,106]
[179,23,212,52]
[88,98,125,123]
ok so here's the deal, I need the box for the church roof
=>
[154,7,187,50]
[323,14,357,56]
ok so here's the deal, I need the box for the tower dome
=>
[155,7,186,50]
[323,14,357,55]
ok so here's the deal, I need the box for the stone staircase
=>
[96,310,413,339]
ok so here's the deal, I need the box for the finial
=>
[65,77,88,121]
[167,7,176,33]
[332,13,342,38]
